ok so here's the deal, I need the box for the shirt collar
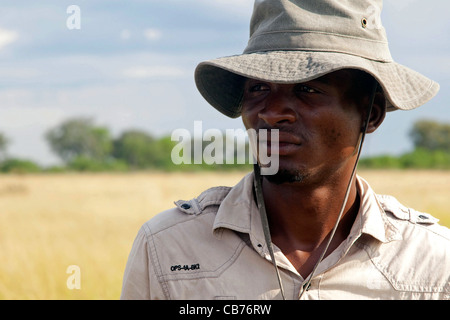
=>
[352,175,402,243]
[213,172,402,246]
[213,173,268,250]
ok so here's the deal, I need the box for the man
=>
[121,0,449,299]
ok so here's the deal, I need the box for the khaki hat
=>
[194,0,439,118]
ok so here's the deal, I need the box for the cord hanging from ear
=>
[253,163,286,300]
[361,121,367,133]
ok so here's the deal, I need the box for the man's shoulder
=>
[374,194,449,277]
[142,186,232,236]
[362,194,450,294]
[377,194,450,242]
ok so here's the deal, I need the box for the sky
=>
[0,0,449,166]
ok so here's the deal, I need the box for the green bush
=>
[399,148,450,169]
[0,159,42,173]
[359,148,450,170]
[358,155,402,169]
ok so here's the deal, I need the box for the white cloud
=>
[0,28,18,49]
[144,28,162,41]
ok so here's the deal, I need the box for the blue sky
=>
[0,0,449,166]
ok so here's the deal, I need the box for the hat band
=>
[244,30,393,63]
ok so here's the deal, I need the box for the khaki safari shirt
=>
[121,173,450,300]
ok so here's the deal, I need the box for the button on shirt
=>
[120,173,450,300]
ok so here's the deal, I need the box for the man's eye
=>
[296,85,319,94]
[248,84,270,92]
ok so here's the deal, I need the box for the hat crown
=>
[245,0,392,62]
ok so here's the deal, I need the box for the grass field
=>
[0,170,449,299]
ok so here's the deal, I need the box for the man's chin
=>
[263,169,307,185]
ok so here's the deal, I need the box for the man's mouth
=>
[258,132,302,156]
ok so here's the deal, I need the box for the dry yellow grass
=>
[0,170,448,299]
[358,170,450,223]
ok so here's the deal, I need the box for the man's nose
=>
[258,92,296,126]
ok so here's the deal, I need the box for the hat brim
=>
[195,51,439,118]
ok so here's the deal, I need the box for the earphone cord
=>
[253,80,379,300]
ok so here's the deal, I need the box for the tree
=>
[410,120,450,152]
[112,130,176,169]
[45,118,112,164]
[112,130,155,169]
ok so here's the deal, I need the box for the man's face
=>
[241,70,365,185]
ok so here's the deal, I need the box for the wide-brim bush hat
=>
[195,0,439,118]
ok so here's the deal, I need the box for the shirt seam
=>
[150,208,217,236]
[143,223,172,300]
[403,219,450,241]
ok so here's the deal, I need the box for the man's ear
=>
[364,91,386,133]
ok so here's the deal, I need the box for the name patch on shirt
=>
[170,263,200,272]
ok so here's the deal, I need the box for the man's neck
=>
[261,174,360,277]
